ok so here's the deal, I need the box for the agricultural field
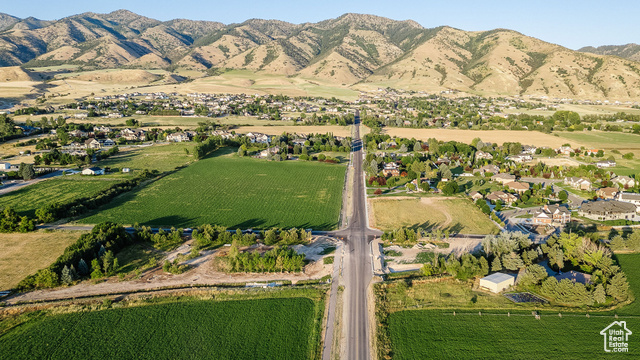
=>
[370,197,499,235]
[79,148,346,229]
[0,176,123,218]
[383,253,640,359]
[382,128,580,148]
[556,131,640,154]
[0,297,321,360]
[0,231,81,290]
[97,143,198,173]
[233,125,357,138]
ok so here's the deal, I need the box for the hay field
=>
[0,231,82,290]
[381,128,580,147]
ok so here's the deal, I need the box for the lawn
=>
[370,197,499,234]
[79,148,346,229]
[383,253,640,359]
[97,143,198,173]
[0,297,321,360]
[0,231,82,290]
[0,176,123,218]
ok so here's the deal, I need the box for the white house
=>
[82,167,105,176]
[479,272,515,293]
[0,162,11,171]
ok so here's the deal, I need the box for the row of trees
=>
[227,244,305,273]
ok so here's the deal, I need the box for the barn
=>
[479,272,515,293]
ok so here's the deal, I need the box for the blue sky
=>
[3,0,638,49]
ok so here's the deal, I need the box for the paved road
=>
[332,114,380,360]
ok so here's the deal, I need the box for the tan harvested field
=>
[0,231,82,290]
[369,196,499,234]
[382,128,582,147]
[233,125,359,137]
[527,157,582,167]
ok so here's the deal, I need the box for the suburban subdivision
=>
[2,7,640,360]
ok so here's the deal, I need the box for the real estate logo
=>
[600,321,632,353]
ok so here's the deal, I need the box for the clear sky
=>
[2,0,638,50]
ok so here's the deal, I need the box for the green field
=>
[0,297,319,360]
[384,253,640,359]
[557,131,640,152]
[0,177,122,217]
[79,148,346,229]
[97,143,198,173]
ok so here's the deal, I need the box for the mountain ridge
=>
[1,10,640,100]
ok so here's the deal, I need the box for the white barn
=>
[479,272,515,293]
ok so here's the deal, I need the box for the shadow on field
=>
[228,219,337,231]
[146,215,198,228]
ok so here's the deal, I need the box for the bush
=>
[323,256,334,265]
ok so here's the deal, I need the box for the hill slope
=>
[1,10,640,100]
[579,43,640,62]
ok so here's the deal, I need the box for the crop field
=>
[97,143,198,173]
[0,176,122,217]
[0,297,320,360]
[381,129,581,148]
[0,231,81,290]
[370,197,499,234]
[79,148,346,229]
[383,253,640,359]
[556,131,640,153]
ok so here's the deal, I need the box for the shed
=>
[479,272,515,293]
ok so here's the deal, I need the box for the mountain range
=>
[1,10,640,100]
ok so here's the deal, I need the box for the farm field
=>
[370,197,499,234]
[0,297,321,360]
[233,125,357,138]
[0,176,123,217]
[79,148,346,229]
[97,143,198,173]
[383,253,640,359]
[0,231,81,290]
[382,128,581,148]
[556,131,640,153]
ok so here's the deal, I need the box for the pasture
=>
[0,176,122,218]
[556,131,640,153]
[97,143,198,173]
[0,297,321,360]
[0,231,81,290]
[79,148,346,229]
[370,197,499,234]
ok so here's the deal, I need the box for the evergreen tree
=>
[607,273,630,301]
[103,250,115,275]
[90,258,103,279]
[61,265,73,284]
[98,245,106,258]
[78,259,89,276]
[593,283,606,304]
[479,256,489,276]
[491,257,502,272]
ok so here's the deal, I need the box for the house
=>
[382,162,400,177]
[84,138,101,149]
[596,160,616,168]
[100,139,116,147]
[95,126,112,133]
[479,272,515,293]
[533,204,571,225]
[486,191,518,205]
[579,200,637,221]
[507,154,533,163]
[477,164,500,176]
[612,176,636,189]
[617,192,640,211]
[469,191,484,201]
[121,128,146,141]
[597,187,618,200]
[475,151,493,160]
[122,168,131,173]
[564,177,592,191]
[492,173,516,185]
[556,146,574,155]
[167,132,191,142]
[554,271,592,285]
[522,145,537,154]
[0,162,11,171]
[82,167,105,176]
[69,129,88,138]
[506,181,530,194]
[258,146,281,158]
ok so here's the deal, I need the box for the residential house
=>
[475,151,493,160]
[507,154,533,163]
[486,191,518,205]
[477,164,500,176]
[597,187,618,199]
[382,162,400,177]
[84,138,101,149]
[0,162,12,171]
[556,146,574,155]
[69,129,88,138]
[95,126,112,134]
[554,271,592,285]
[522,145,537,154]
[100,139,116,147]
[533,204,571,225]
[506,181,530,194]
[492,173,516,185]
[564,177,592,191]
[258,146,281,158]
[121,128,146,141]
[596,160,616,168]
[468,191,484,201]
[167,132,191,142]
[82,167,105,176]
[617,192,640,212]
[612,176,636,189]
[579,200,637,221]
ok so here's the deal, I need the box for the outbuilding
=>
[479,272,515,293]
[82,167,105,176]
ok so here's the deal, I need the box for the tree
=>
[21,164,35,180]
[61,265,74,284]
[593,283,606,304]
[34,269,58,288]
[558,190,568,202]
[502,252,525,271]
[607,273,630,301]
[103,250,115,275]
[413,142,422,152]
[479,256,489,276]
[519,264,548,286]
[370,159,379,174]
[78,258,89,276]
[90,258,103,279]
[491,257,502,272]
